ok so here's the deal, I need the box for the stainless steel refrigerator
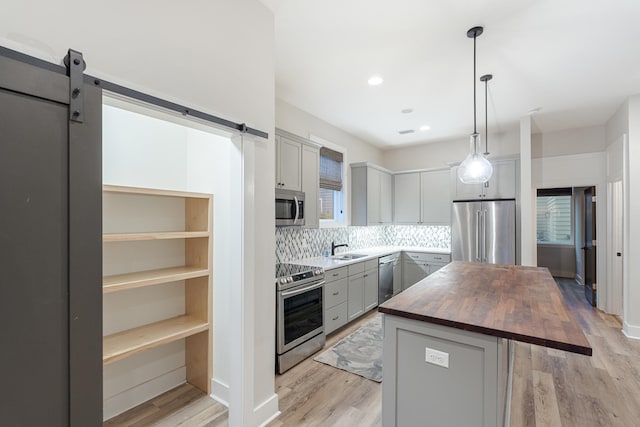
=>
[452,199,516,264]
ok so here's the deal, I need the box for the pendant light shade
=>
[458,133,493,184]
[458,26,493,184]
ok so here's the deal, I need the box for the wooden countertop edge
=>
[378,307,593,357]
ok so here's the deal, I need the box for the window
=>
[536,188,572,244]
[319,146,344,222]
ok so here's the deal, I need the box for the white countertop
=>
[292,246,451,270]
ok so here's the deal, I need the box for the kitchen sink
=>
[331,253,368,260]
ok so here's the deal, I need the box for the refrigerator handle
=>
[483,209,488,262]
[475,210,481,262]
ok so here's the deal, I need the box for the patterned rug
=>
[314,314,383,382]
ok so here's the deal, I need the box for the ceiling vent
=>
[398,129,415,135]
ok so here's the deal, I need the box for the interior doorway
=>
[536,186,597,306]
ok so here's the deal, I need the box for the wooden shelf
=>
[103,315,209,364]
[103,266,209,293]
[103,231,209,242]
[104,184,211,199]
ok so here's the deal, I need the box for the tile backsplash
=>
[275,225,450,263]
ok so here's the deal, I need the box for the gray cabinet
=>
[394,169,450,225]
[382,315,508,427]
[347,273,365,321]
[402,252,451,290]
[324,266,349,334]
[275,129,321,228]
[421,169,451,225]
[351,163,393,226]
[275,135,302,191]
[452,159,517,201]
[301,144,320,228]
[364,266,379,311]
[347,259,379,322]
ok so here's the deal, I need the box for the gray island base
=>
[382,314,511,427]
[379,262,592,427]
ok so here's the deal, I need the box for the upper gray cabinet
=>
[351,163,393,226]
[394,169,451,225]
[275,134,302,191]
[301,144,320,228]
[275,129,321,228]
[451,159,518,200]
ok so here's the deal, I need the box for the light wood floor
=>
[106,278,640,427]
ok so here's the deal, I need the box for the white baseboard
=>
[103,367,186,421]
[622,321,640,339]
[211,378,230,407]
[255,393,280,427]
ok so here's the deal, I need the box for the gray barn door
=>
[0,49,102,425]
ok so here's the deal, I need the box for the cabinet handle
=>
[433,257,442,260]
[332,291,339,296]
[332,273,339,277]
[364,274,368,277]
[332,316,339,321]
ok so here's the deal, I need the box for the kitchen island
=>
[378,261,591,427]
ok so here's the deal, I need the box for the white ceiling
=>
[262,0,640,148]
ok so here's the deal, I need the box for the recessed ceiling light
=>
[401,108,413,114]
[419,125,431,131]
[368,75,383,86]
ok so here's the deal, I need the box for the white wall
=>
[381,130,520,172]
[276,99,383,165]
[532,125,606,158]
[0,1,278,425]
[624,95,640,338]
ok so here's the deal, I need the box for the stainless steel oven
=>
[275,188,305,226]
[276,263,325,373]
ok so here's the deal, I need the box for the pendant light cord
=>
[473,34,477,135]
[484,77,488,155]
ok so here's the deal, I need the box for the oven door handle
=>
[281,280,325,297]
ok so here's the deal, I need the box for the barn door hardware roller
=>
[64,49,86,123]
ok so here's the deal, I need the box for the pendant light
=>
[480,73,492,155]
[458,26,493,184]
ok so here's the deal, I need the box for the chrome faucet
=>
[331,241,349,256]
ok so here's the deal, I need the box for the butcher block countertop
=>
[378,261,592,356]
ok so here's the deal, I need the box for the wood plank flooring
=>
[105,278,640,427]
[103,383,228,427]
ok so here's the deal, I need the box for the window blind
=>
[320,147,343,191]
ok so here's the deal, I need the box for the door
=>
[421,170,451,225]
[277,136,302,190]
[364,268,379,311]
[348,273,365,320]
[394,172,421,224]
[0,50,102,425]
[380,171,393,223]
[584,187,597,306]
[482,200,516,265]
[452,201,482,262]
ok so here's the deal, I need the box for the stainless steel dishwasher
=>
[379,253,401,303]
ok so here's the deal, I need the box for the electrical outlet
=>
[425,347,449,368]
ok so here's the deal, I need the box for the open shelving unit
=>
[102,184,213,394]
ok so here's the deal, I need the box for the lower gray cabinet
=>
[347,259,379,322]
[382,315,508,427]
[324,267,349,334]
[402,252,451,290]
[364,267,379,311]
[348,273,365,321]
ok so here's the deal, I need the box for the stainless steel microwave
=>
[276,189,305,226]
